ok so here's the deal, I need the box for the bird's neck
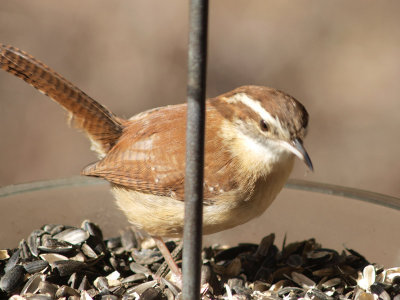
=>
[218,118,295,180]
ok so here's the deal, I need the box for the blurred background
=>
[0,1,399,266]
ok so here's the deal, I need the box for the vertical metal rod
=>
[182,0,208,299]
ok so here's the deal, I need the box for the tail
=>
[0,44,123,157]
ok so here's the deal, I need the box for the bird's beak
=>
[280,138,313,171]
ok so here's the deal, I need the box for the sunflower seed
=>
[38,235,74,254]
[53,228,89,245]
[254,234,275,257]
[27,230,44,257]
[80,290,94,300]
[19,240,32,260]
[286,254,303,268]
[37,281,58,297]
[291,272,316,288]
[120,228,138,251]
[81,220,103,240]
[49,224,65,236]
[305,288,330,300]
[0,265,26,293]
[131,249,163,265]
[39,253,68,264]
[321,278,341,289]
[121,273,147,285]
[55,285,80,297]
[81,243,98,259]
[23,260,49,274]
[129,262,151,275]
[125,280,157,296]
[78,275,91,291]
[52,260,86,277]
[140,286,163,299]
[5,249,21,273]
[20,273,44,295]
[93,276,109,293]
[0,250,9,260]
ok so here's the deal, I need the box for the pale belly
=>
[111,163,292,237]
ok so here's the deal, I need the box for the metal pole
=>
[182,0,208,299]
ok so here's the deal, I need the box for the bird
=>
[0,44,312,277]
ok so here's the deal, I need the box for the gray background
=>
[0,1,399,266]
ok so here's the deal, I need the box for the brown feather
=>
[0,44,123,155]
[82,102,245,203]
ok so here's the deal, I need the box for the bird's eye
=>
[260,120,269,132]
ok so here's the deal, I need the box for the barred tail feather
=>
[0,44,123,156]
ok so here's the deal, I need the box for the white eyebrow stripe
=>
[225,92,283,131]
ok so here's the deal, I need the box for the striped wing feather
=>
[82,102,238,202]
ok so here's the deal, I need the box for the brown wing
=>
[82,104,188,199]
[82,102,241,202]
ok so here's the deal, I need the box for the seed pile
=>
[0,221,399,299]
